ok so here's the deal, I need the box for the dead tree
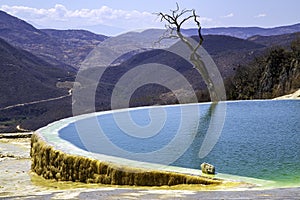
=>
[156,3,221,102]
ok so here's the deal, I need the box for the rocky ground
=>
[273,88,300,100]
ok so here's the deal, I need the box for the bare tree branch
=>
[156,3,203,39]
[156,3,221,102]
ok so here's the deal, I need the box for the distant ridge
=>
[248,32,300,47]
[183,23,300,39]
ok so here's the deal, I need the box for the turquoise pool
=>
[57,100,300,187]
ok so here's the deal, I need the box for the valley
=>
[0,10,299,132]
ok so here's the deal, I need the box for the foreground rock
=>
[201,163,216,175]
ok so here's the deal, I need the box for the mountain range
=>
[0,10,107,69]
[184,23,300,39]
[0,10,299,132]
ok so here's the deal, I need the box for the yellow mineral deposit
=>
[31,133,224,186]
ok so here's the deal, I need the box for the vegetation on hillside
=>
[227,38,300,99]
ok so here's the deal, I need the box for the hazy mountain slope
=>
[88,31,299,108]
[0,38,73,107]
[0,11,107,68]
[200,35,266,78]
[201,35,265,55]
[89,49,204,109]
[81,35,266,109]
[0,38,76,132]
[78,29,265,77]
[41,29,107,41]
[248,32,300,48]
[0,11,50,44]
[40,29,108,67]
[0,11,67,68]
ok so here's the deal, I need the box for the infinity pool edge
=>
[30,133,229,186]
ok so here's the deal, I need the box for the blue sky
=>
[1,0,299,35]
